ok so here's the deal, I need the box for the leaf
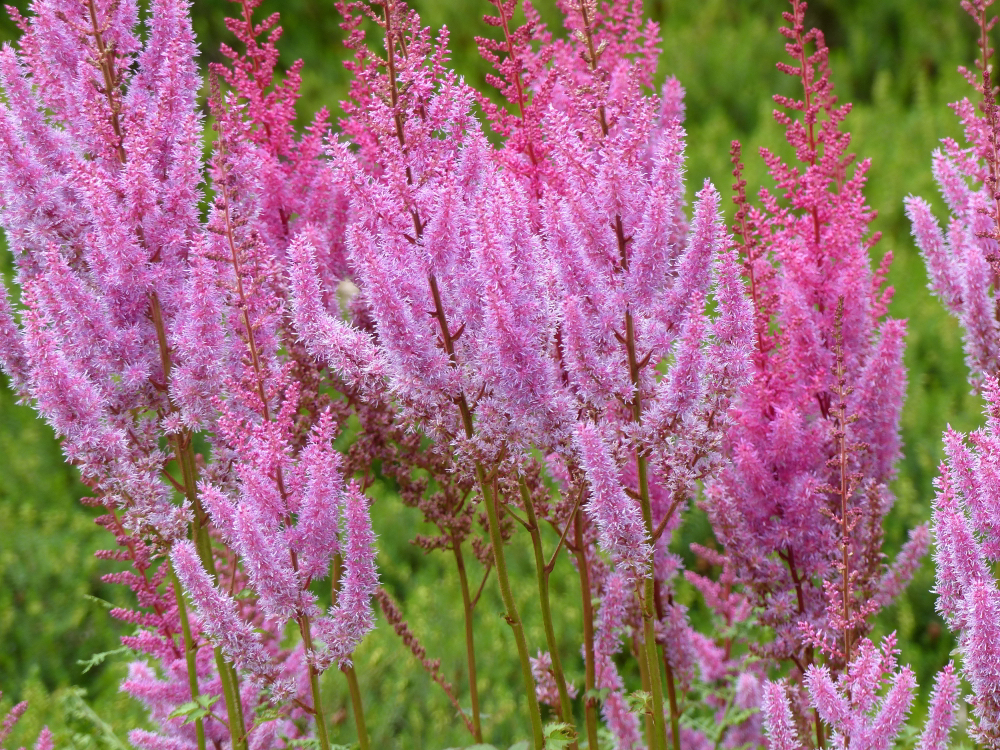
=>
[583,686,611,704]
[77,646,131,673]
[253,705,285,724]
[626,690,652,713]
[168,693,220,725]
[508,743,531,750]
[543,722,576,750]
[82,594,116,610]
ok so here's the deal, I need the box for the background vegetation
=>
[0,0,987,747]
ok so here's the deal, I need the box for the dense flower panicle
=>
[706,0,914,677]
[0,0,204,534]
[0,0,967,747]
[911,30,1000,743]
[574,422,651,576]
[0,694,50,750]
[918,664,960,750]
[477,0,659,183]
[530,651,578,709]
[171,540,276,684]
[763,638,924,750]
[212,0,349,287]
[287,229,385,396]
[806,636,916,750]
[313,482,379,668]
[0,697,28,745]
[905,179,1000,387]
[905,0,1000,390]
[594,571,643,750]
[0,0,376,746]
[762,682,804,750]
[932,381,1000,745]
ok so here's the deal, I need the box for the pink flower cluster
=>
[0,0,966,749]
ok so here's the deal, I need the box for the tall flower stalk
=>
[0,1,376,748]
[709,10,924,739]
[908,2,1000,747]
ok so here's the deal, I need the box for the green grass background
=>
[0,0,987,747]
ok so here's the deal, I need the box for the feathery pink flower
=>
[918,664,961,750]
[706,0,914,678]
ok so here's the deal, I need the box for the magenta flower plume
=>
[931,383,1000,746]
[762,681,804,750]
[171,540,276,683]
[313,482,379,669]
[575,422,651,577]
[0,695,51,750]
[904,33,1000,390]
[706,0,915,678]
[286,229,384,396]
[918,664,961,750]
[803,636,916,750]
[594,571,643,750]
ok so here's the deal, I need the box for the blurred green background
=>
[0,0,986,747]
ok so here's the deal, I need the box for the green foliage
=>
[0,0,991,747]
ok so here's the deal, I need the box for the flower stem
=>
[519,479,577,740]
[663,652,682,750]
[171,566,207,750]
[653,584,682,750]
[343,665,370,750]
[452,534,484,742]
[150,295,248,750]
[573,512,601,750]
[634,461,670,750]
[477,462,545,750]
[427,267,544,748]
[299,616,332,750]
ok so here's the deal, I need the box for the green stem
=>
[663,654,681,750]
[519,480,577,739]
[343,665,370,750]
[653,584,682,750]
[636,453,669,750]
[299,616,332,750]
[477,463,545,750]
[635,633,655,743]
[166,429,247,748]
[428,262,542,745]
[573,513,601,750]
[452,535,484,742]
[171,566,206,750]
[214,645,246,750]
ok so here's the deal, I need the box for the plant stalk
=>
[171,566,207,750]
[476,462,545,750]
[299,615,332,750]
[636,452,669,750]
[573,512,601,750]
[343,665,370,750]
[519,480,576,738]
[452,534,484,742]
[653,583,683,750]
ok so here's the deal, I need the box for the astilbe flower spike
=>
[287,4,755,749]
[929,379,1000,747]
[0,2,376,749]
[291,3,559,745]
[706,3,921,712]
[763,637,959,750]
[909,3,1000,748]
[0,693,51,750]
[905,0,1000,390]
